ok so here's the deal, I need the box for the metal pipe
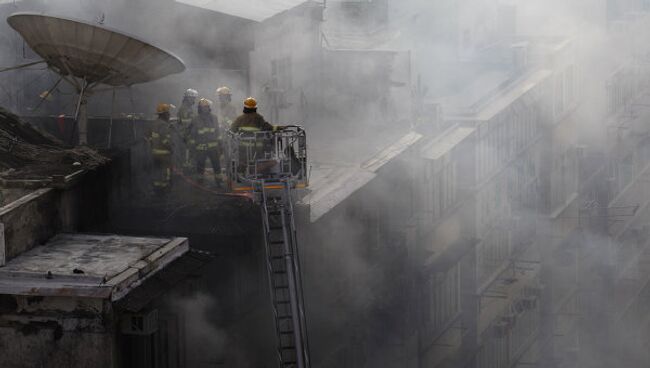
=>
[58,59,81,90]
[75,79,89,145]
[0,60,45,73]
[33,76,62,112]
[108,87,116,149]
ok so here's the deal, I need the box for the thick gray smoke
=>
[2,0,650,368]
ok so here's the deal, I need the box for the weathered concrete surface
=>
[0,165,112,263]
[3,233,174,278]
[0,233,189,301]
[0,325,116,368]
[0,294,115,368]
[0,188,59,261]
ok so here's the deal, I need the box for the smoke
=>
[2,0,650,367]
[169,293,232,367]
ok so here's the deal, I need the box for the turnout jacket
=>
[188,113,220,152]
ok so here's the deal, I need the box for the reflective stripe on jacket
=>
[189,113,220,151]
[149,119,173,155]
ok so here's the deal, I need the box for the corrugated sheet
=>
[176,0,308,22]
[7,13,185,86]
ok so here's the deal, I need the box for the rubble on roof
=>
[0,107,109,185]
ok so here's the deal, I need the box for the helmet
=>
[243,97,257,109]
[216,86,232,96]
[156,103,172,114]
[184,89,199,98]
[198,98,213,108]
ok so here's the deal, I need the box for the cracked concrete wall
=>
[0,167,109,262]
[0,294,116,368]
[0,188,59,261]
[0,325,116,368]
[0,295,116,368]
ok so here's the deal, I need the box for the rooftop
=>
[421,126,475,161]
[175,0,309,22]
[303,131,422,222]
[444,69,553,121]
[0,233,188,301]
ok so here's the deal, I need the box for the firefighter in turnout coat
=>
[148,103,175,194]
[188,98,222,185]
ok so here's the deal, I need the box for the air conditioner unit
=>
[121,309,158,336]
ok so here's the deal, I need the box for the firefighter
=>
[231,98,289,175]
[188,98,222,185]
[230,97,277,132]
[215,86,238,129]
[177,88,198,127]
[148,103,174,194]
[177,88,198,170]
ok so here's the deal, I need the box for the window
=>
[428,263,461,331]
[477,227,511,283]
[271,57,292,92]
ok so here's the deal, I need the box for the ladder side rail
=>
[283,181,312,367]
[225,131,239,188]
[279,192,307,368]
[259,184,286,366]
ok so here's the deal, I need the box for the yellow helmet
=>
[243,97,257,109]
[216,86,232,96]
[156,103,172,114]
[198,98,213,108]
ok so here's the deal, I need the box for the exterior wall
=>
[251,2,411,129]
[250,3,324,125]
[0,295,115,368]
[0,188,58,262]
[322,49,410,128]
[0,168,108,262]
[467,78,550,368]
[538,10,650,368]
[300,144,424,367]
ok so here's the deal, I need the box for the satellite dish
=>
[7,12,185,86]
[6,12,186,144]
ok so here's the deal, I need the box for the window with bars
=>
[427,263,461,332]
[477,226,511,283]
[425,160,458,224]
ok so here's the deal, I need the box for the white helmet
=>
[216,86,232,96]
[184,89,199,98]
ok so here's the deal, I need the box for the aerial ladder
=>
[225,127,310,368]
